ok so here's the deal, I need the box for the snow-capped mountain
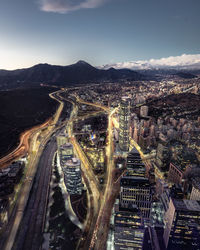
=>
[100,54,200,71]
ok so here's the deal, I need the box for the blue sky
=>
[0,0,200,69]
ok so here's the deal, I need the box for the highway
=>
[65,96,120,250]
[12,139,57,250]
[59,94,102,250]
[0,90,64,170]
[2,89,131,250]
[0,119,51,169]
[63,93,120,250]
[89,108,118,250]
[1,90,65,250]
[61,94,101,199]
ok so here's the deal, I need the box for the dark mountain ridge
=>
[0,60,143,89]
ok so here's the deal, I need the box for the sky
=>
[0,0,200,69]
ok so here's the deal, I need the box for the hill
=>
[0,87,59,157]
[0,61,143,89]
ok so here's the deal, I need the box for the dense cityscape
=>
[0,75,199,250]
[1,0,200,249]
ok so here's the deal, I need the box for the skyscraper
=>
[120,176,152,218]
[63,158,83,195]
[119,97,130,152]
[164,198,200,249]
[114,204,146,250]
[126,148,146,178]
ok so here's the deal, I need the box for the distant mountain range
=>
[0,55,199,90]
[0,60,143,89]
[100,54,200,72]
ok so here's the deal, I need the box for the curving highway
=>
[1,90,65,250]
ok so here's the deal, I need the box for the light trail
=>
[0,119,51,169]
[3,90,65,250]
[89,108,117,250]
[0,90,64,169]
[60,91,120,250]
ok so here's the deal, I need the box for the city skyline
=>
[0,0,200,69]
[0,64,200,249]
[0,0,200,249]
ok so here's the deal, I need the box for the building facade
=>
[56,137,83,195]
[190,177,200,201]
[126,149,146,178]
[168,162,183,185]
[164,198,200,249]
[120,176,152,218]
[119,97,130,152]
[63,158,83,195]
[114,204,146,250]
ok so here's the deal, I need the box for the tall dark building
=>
[114,204,151,250]
[120,176,152,218]
[164,198,200,249]
[119,97,130,152]
[126,148,146,178]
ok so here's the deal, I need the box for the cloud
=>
[39,0,107,13]
[100,54,200,70]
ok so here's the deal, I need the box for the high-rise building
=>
[170,184,184,199]
[140,105,149,117]
[120,176,152,218]
[119,97,130,152]
[126,148,146,178]
[63,158,83,195]
[114,204,147,250]
[56,139,83,195]
[164,198,200,249]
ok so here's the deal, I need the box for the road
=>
[59,94,102,250]
[1,90,65,250]
[0,90,65,170]
[64,93,119,250]
[89,108,118,250]
[12,139,57,250]
[2,90,121,250]
[0,119,51,169]
[66,96,120,250]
